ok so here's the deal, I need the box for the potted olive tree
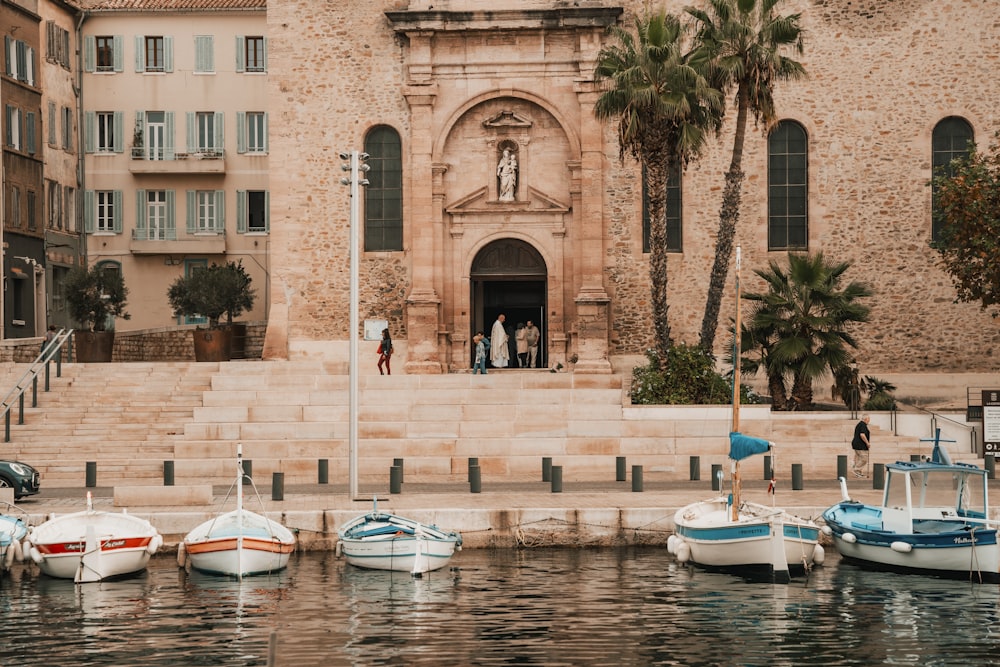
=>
[64,265,130,362]
[167,261,256,362]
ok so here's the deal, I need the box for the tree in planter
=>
[64,265,130,332]
[166,260,256,329]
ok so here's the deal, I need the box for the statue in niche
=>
[496,147,518,202]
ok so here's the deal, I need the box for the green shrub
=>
[631,344,758,405]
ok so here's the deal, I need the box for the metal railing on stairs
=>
[1,328,74,443]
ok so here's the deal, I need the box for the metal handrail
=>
[1,328,74,442]
[895,398,977,454]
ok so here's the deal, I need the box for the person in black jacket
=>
[377,328,393,375]
[851,414,871,478]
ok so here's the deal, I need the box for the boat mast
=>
[731,246,742,522]
[237,443,245,580]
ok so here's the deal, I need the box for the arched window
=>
[931,116,974,242]
[363,126,402,252]
[768,121,808,250]
[642,164,682,253]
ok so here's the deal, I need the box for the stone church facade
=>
[261,0,1000,376]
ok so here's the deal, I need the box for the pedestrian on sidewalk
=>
[377,328,393,375]
[472,332,488,374]
[851,413,871,477]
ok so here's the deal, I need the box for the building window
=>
[364,126,403,252]
[85,35,122,73]
[46,21,71,69]
[188,190,224,234]
[768,120,809,250]
[237,190,268,233]
[97,112,116,152]
[27,191,37,231]
[96,36,114,71]
[47,180,60,229]
[97,191,115,232]
[25,111,36,154]
[194,35,214,73]
[5,37,35,86]
[196,112,218,153]
[85,190,122,233]
[642,165,683,253]
[145,36,164,72]
[135,189,175,241]
[6,105,21,149]
[10,187,21,229]
[64,187,75,232]
[48,102,57,146]
[237,112,267,154]
[931,116,974,243]
[62,107,73,150]
[135,36,172,73]
[237,36,266,73]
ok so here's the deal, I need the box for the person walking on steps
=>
[851,414,871,478]
[377,328,393,375]
[472,332,489,375]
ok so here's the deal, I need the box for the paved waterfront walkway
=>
[13,476,903,550]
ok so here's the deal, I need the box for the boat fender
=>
[147,534,163,555]
[456,544,462,552]
[29,545,44,565]
[841,533,857,544]
[820,525,832,536]
[675,541,691,564]
[667,535,678,555]
[3,543,13,569]
[812,543,825,565]
[176,542,187,568]
[890,541,913,553]
[335,541,342,558]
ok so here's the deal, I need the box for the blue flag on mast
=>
[729,432,771,462]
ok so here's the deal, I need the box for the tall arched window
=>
[768,121,808,250]
[642,164,682,253]
[931,116,974,242]
[363,126,403,252]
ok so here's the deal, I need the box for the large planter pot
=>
[192,328,232,362]
[226,323,247,359]
[74,331,115,363]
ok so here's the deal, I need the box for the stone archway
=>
[471,239,547,369]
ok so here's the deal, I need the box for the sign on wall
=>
[364,319,388,342]
[983,390,1000,453]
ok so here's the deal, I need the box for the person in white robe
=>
[490,314,509,368]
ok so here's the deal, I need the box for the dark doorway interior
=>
[478,280,545,369]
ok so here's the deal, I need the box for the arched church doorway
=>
[471,239,547,369]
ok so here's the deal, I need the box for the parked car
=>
[0,460,40,499]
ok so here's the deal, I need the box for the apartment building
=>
[79,0,269,331]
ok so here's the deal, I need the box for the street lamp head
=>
[339,177,351,186]
[339,152,350,160]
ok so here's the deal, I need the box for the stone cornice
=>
[385,7,622,34]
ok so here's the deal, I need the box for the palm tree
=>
[743,253,872,410]
[594,9,722,368]
[687,0,806,353]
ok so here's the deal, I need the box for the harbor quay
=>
[14,478,904,553]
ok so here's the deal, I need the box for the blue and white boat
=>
[669,432,824,580]
[337,501,462,575]
[1,502,29,571]
[822,430,999,582]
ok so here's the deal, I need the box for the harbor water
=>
[2,547,1000,666]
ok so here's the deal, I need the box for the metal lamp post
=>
[340,151,370,500]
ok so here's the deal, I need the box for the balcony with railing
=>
[130,228,227,254]
[130,148,226,174]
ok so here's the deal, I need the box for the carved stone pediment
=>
[446,186,569,215]
[483,110,533,129]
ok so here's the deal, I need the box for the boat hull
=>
[338,511,461,574]
[27,510,161,583]
[823,502,1000,581]
[1,514,28,570]
[183,509,296,577]
[673,498,822,573]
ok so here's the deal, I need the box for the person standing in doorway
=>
[524,320,540,368]
[472,332,488,375]
[490,314,509,368]
[515,322,528,368]
[377,328,393,375]
[851,414,871,478]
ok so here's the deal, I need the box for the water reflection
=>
[1,548,999,666]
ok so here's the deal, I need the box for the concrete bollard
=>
[711,464,722,491]
[873,463,885,490]
[690,456,700,481]
[318,459,329,484]
[791,463,803,490]
[986,455,996,480]
[163,460,175,486]
[837,455,847,480]
[468,457,479,482]
[616,456,627,482]
[86,461,97,488]
[393,458,404,483]
[272,472,284,501]
[632,465,643,492]
[542,457,552,482]
[551,465,563,493]
[390,466,402,494]
[764,455,772,480]
[469,465,481,493]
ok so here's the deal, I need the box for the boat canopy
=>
[729,432,771,462]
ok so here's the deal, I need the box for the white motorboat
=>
[668,247,824,581]
[822,429,1000,582]
[337,501,462,575]
[26,493,162,583]
[180,446,296,578]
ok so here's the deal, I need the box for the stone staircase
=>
[0,360,929,489]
